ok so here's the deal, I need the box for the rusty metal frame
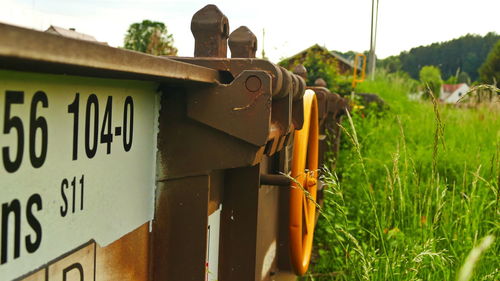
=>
[0,23,220,84]
[0,3,353,281]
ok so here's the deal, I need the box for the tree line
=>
[379,32,500,83]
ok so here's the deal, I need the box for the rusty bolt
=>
[306,176,317,188]
[295,76,306,101]
[293,64,308,81]
[228,26,257,58]
[191,4,229,58]
[245,75,262,92]
[314,78,327,87]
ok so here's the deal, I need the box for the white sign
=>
[206,206,221,281]
[0,70,159,280]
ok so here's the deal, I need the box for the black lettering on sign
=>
[80,175,84,211]
[60,178,69,217]
[47,243,95,281]
[25,194,42,253]
[2,90,49,172]
[60,175,85,217]
[62,262,84,281]
[2,91,24,173]
[100,96,113,154]
[1,194,43,265]
[29,91,48,168]
[68,93,80,160]
[85,94,99,159]
[67,93,135,160]
[1,199,21,264]
[123,96,134,152]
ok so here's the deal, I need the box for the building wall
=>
[445,84,469,103]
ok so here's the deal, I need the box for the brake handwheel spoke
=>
[302,196,309,234]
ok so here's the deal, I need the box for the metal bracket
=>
[229,26,257,58]
[187,70,272,147]
[191,4,229,58]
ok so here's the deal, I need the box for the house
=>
[45,26,107,45]
[279,44,359,75]
[440,83,470,103]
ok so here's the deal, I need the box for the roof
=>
[45,26,102,43]
[441,83,469,102]
[442,83,467,94]
[285,44,358,70]
[330,50,355,68]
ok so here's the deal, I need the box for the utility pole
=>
[368,0,379,80]
[261,28,266,60]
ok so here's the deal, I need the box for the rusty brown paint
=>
[229,26,257,58]
[245,75,262,92]
[47,243,95,280]
[191,5,229,58]
[314,78,327,87]
[293,65,308,81]
[292,99,305,131]
[95,224,150,281]
[4,4,349,281]
[18,268,46,281]
[172,57,286,97]
[156,86,266,179]
[152,177,210,281]
[277,185,293,273]
[208,171,224,216]
[255,184,280,280]
[17,226,150,281]
[0,23,220,84]
[218,165,260,281]
[260,174,292,186]
[186,70,272,147]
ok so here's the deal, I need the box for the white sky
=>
[1,0,499,63]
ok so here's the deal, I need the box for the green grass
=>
[307,71,499,280]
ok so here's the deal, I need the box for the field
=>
[307,71,499,280]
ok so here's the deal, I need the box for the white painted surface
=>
[206,206,221,281]
[261,240,277,280]
[442,84,470,103]
[446,84,469,103]
[0,70,158,280]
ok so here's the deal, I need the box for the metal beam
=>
[0,23,220,84]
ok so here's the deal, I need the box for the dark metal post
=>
[191,4,229,58]
[229,26,257,58]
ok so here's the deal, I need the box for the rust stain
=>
[19,268,46,281]
[233,91,264,111]
[95,223,150,281]
[47,244,95,280]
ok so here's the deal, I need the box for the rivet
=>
[245,75,261,92]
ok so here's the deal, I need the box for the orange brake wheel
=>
[289,89,319,275]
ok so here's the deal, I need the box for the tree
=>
[419,65,442,99]
[124,20,178,56]
[479,39,500,84]
[457,72,471,84]
[278,45,354,95]
[301,50,338,88]
[380,32,500,81]
[445,75,458,84]
[379,55,402,73]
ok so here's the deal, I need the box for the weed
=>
[307,70,499,280]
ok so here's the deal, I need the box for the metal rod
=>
[260,174,291,186]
